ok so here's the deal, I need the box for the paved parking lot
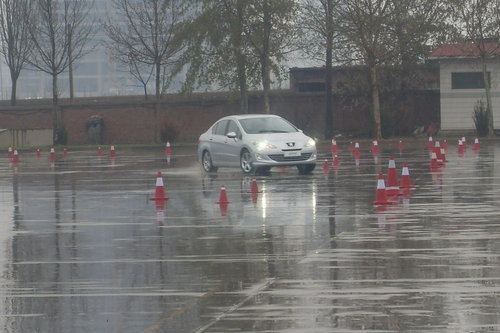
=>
[0,140,499,332]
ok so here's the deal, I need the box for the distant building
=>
[429,43,500,133]
[0,0,171,100]
[289,65,439,93]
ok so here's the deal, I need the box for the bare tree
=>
[335,0,394,139]
[182,0,258,114]
[66,0,96,101]
[28,0,94,142]
[299,0,340,139]
[104,0,189,142]
[0,0,33,105]
[450,0,499,136]
[245,0,300,114]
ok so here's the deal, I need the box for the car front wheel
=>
[297,163,316,174]
[202,150,218,172]
[240,149,255,174]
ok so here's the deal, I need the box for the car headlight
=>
[305,138,316,148]
[254,141,276,151]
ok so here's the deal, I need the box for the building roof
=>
[429,42,500,58]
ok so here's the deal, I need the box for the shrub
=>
[55,125,68,145]
[473,99,489,137]
[160,118,179,142]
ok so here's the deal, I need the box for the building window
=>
[451,72,490,89]
[296,82,325,92]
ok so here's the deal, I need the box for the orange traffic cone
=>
[63,148,68,158]
[322,159,329,173]
[250,177,260,194]
[165,141,172,155]
[442,139,448,150]
[400,162,414,188]
[49,147,56,162]
[217,185,230,204]
[427,136,434,149]
[7,146,13,160]
[473,137,480,150]
[398,140,404,153]
[373,174,390,205]
[36,149,41,158]
[97,146,103,157]
[371,140,380,155]
[385,156,399,196]
[12,149,20,164]
[332,154,340,169]
[149,171,169,201]
[330,138,338,153]
[110,145,116,158]
[434,142,444,165]
[353,142,361,157]
[457,139,465,154]
[430,151,440,169]
[461,136,467,149]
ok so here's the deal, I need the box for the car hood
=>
[247,132,313,148]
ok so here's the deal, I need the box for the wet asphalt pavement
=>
[0,140,499,332]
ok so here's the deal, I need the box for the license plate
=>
[283,150,301,157]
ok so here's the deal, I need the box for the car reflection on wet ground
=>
[0,140,499,332]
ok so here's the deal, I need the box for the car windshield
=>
[239,117,298,134]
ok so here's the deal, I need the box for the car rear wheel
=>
[297,163,315,174]
[202,151,218,172]
[240,149,255,174]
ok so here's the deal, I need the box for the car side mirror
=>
[226,132,237,139]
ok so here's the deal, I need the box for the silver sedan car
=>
[198,114,317,174]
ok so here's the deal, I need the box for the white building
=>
[429,43,500,133]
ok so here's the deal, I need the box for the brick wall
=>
[0,90,439,146]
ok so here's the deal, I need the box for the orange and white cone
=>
[149,171,169,201]
[385,156,399,196]
[36,149,41,158]
[430,151,439,169]
[63,148,68,158]
[165,141,172,155]
[49,147,56,162]
[12,149,20,164]
[250,177,260,194]
[332,154,340,169]
[427,136,434,149]
[434,141,444,165]
[461,136,467,149]
[457,139,465,154]
[473,137,480,150]
[373,174,390,205]
[322,159,330,173]
[330,138,338,153]
[371,140,379,155]
[217,185,230,204]
[110,145,116,158]
[353,142,361,157]
[400,162,414,189]
[398,140,404,153]
[97,146,103,157]
[7,146,13,160]
[442,139,448,150]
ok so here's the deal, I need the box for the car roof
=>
[223,114,281,121]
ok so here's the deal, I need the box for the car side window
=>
[213,120,229,136]
[226,120,241,139]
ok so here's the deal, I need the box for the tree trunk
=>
[481,57,494,136]
[154,62,161,143]
[324,0,334,139]
[261,56,271,114]
[10,75,17,106]
[52,73,59,143]
[235,0,248,114]
[69,37,74,101]
[369,62,382,139]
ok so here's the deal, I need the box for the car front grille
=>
[268,153,313,162]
